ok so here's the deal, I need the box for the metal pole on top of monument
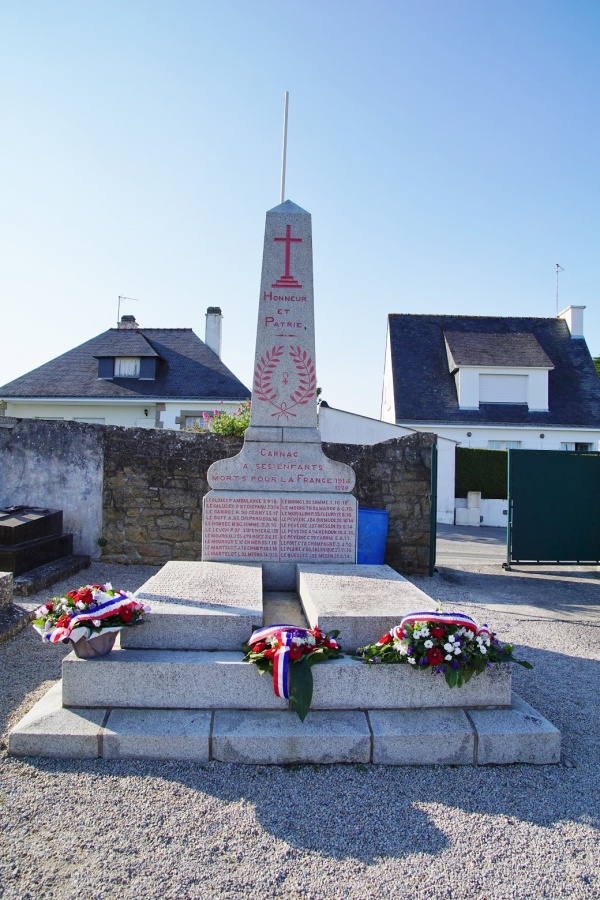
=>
[280,91,289,204]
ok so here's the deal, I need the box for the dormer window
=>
[115,357,140,378]
[444,332,554,412]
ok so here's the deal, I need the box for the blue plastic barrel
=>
[357,507,389,564]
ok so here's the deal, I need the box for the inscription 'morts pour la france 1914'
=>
[251,201,317,429]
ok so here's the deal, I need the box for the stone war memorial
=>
[9,199,560,766]
[203,200,357,588]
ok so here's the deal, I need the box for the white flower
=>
[480,645,487,654]
[104,582,113,591]
[394,639,411,656]
[444,643,454,653]
[408,657,417,665]
[92,619,102,627]
[424,640,433,648]
[448,634,457,643]
[454,645,462,655]
[445,654,453,661]
[76,601,86,610]
[36,605,48,616]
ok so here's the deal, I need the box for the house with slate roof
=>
[0,309,250,430]
[381,305,600,523]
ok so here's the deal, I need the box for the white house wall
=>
[318,405,456,526]
[380,326,395,423]
[4,399,244,430]
[406,424,600,452]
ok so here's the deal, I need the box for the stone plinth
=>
[297,563,436,650]
[61,649,512,711]
[121,561,263,650]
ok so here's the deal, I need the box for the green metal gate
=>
[507,449,600,567]
[429,441,438,576]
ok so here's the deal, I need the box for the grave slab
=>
[61,649,288,710]
[470,693,561,764]
[212,709,371,764]
[8,682,105,758]
[103,708,212,761]
[369,708,475,765]
[121,561,263,650]
[297,564,437,650]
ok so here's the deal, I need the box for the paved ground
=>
[432,523,600,624]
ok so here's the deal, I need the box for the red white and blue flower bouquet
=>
[242,625,342,721]
[355,609,532,688]
[32,583,150,659]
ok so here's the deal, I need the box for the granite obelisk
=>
[202,200,357,588]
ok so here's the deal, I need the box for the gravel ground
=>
[0,560,599,900]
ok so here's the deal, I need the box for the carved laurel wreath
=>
[254,345,317,420]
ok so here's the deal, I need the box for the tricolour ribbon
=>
[247,624,326,701]
[383,611,491,644]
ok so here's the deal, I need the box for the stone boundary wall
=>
[0,421,434,574]
[102,428,434,574]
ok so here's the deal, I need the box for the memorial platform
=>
[9,562,561,766]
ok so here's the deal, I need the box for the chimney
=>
[118,315,139,330]
[558,305,585,339]
[205,306,223,357]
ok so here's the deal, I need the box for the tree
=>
[594,356,600,378]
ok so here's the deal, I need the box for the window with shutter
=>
[479,374,527,404]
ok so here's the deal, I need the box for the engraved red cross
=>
[272,224,303,289]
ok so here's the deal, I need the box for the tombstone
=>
[0,507,74,575]
[202,201,357,588]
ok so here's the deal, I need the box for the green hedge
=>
[455,447,507,499]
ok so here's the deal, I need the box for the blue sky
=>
[1,1,598,417]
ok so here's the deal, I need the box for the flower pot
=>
[69,630,119,659]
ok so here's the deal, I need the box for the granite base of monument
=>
[9,561,561,766]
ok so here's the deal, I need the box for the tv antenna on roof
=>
[555,264,564,316]
[117,295,140,325]
[280,91,289,204]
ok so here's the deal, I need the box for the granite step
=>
[9,686,560,765]
[61,649,513,711]
[121,561,263,650]
[296,564,438,650]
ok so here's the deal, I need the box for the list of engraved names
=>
[203,495,356,562]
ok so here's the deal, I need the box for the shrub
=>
[455,447,507,499]
[200,401,251,437]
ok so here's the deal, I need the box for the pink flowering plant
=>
[202,400,251,437]
[32,583,149,646]
[355,607,532,688]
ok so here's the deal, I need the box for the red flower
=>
[46,602,54,611]
[252,641,266,654]
[426,648,444,666]
[120,606,134,623]
[91,584,104,590]
[263,648,275,660]
[289,646,302,661]
[56,614,71,628]
[378,632,393,645]
[77,588,94,605]
[431,627,446,639]
[66,591,79,600]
